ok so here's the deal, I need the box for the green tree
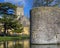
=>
[0,3,23,36]
[33,0,57,7]
[44,0,54,6]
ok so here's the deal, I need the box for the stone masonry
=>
[30,7,60,44]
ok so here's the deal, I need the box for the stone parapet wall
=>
[30,7,60,44]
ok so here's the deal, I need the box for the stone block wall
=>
[30,7,60,44]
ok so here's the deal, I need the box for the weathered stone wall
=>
[30,7,60,44]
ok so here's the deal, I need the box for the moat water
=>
[0,39,60,48]
[31,44,60,48]
[0,39,30,48]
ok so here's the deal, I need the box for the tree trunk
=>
[46,0,49,6]
[4,24,7,36]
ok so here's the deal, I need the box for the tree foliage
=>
[0,3,23,36]
[33,0,58,7]
[0,2,17,10]
[0,2,17,15]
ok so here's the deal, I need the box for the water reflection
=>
[31,45,60,48]
[0,40,30,48]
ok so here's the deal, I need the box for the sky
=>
[0,0,60,18]
[0,0,33,18]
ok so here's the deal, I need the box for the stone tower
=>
[16,6,24,20]
[16,6,30,35]
[30,7,60,44]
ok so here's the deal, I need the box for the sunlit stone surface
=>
[30,7,60,44]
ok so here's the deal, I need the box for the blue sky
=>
[0,0,60,18]
[0,0,33,18]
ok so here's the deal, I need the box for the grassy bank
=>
[0,35,29,41]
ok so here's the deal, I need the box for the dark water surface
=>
[0,39,60,48]
[0,39,30,48]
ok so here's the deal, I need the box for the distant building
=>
[16,6,30,35]
[16,6,24,20]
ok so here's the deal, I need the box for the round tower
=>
[30,7,60,44]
